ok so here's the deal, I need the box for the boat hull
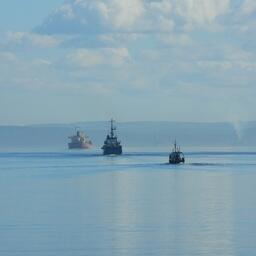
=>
[68,142,92,149]
[169,159,185,164]
[169,154,185,164]
[102,146,122,155]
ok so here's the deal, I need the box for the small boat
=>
[169,140,185,164]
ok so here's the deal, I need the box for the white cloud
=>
[0,51,53,90]
[72,0,145,29]
[241,0,256,15]
[56,3,76,20]
[7,31,60,48]
[197,60,233,70]
[0,51,17,62]
[222,45,254,61]
[146,0,174,31]
[160,33,192,46]
[175,0,230,27]
[67,47,130,68]
[26,34,60,48]
[2,0,256,124]
[35,0,176,34]
[33,59,52,66]
[67,49,103,67]
[97,0,145,29]
[197,59,256,72]
[149,0,172,15]
[34,0,236,36]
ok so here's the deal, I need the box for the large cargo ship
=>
[102,119,122,155]
[68,130,92,149]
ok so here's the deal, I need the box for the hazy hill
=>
[0,121,255,150]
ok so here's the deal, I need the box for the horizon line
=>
[0,120,255,127]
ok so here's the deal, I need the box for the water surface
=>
[0,150,256,256]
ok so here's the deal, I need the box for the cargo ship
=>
[102,119,122,155]
[169,141,185,164]
[68,130,92,149]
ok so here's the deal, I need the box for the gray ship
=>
[68,130,92,149]
[102,119,122,155]
[169,140,185,164]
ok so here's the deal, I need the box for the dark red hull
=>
[68,142,92,149]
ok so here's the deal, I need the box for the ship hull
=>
[68,142,92,149]
[169,159,185,164]
[169,153,185,164]
[102,146,122,155]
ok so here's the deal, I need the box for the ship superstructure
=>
[68,130,92,149]
[102,119,122,155]
[169,140,185,164]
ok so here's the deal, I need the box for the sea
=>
[0,148,256,256]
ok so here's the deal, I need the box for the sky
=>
[0,0,255,125]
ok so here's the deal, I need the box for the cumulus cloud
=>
[35,0,175,34]
[35,0,235,35]
[2,0,256,95]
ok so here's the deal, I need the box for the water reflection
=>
[76,168,235,255]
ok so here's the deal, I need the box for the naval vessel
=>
[102,119,122,155]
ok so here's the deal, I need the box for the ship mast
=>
[174,140,177,152]
[110,119,116,138]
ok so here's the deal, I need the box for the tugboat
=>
[102,119,122,155]
[68,130,92,149]
[169,140,185,164]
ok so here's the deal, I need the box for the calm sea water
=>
[0,150,256,256]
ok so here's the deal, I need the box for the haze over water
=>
[0,150,256,256]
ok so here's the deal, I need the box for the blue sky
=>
[0,0,256,125]
[0,1,63,31]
